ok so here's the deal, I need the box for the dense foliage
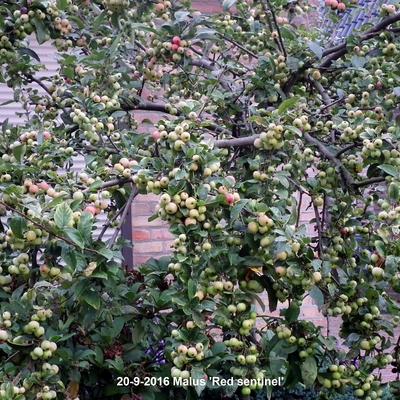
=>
[0,0,400,399]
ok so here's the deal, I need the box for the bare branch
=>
[216,32,258,59]
[83,178,132,193]
[22,74,52,95]
[313,202,323,258]
[309,78,332,106]
[214,135,257,148]
[354,176,386,188]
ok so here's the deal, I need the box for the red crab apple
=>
[29,184,39,194]
[172,36,181,46]
[84,205,97,216]
[171,44,179,52]
[151,130,161,141]
[38,182,50,191]
[43,131,52,140]
[330,0,338,8]
[225,193,235,205]
[155,3,165,12]
[337,2,346,11]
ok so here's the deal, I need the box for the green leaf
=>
[57,0,68,10]
[309,286,324,309]
[211,343,226,355]
[9,217,27,239]
[12,144,26,163]
[282,302,300,323]
[351,56,366,68]
[82,290,101,309]
[31,18,49,44]
[223,0,237,10]
[54,203,73,230]
[78,212,93,242]
[230,199,249,222]
[378,164,398,177]
[308,41,323,59]
[187,279,196,299]
[191,367,207,396]
[64,227,85,249]
[301,357,318,387]
[278,96,300,114]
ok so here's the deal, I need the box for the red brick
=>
[133,230,151,241]
[192,0,222,12]
[133,254,153,264]
[133,241,164,253]
[132,215,165,227]
[150,229,174,240]
[132,202,157,216]
[163,241,175,252]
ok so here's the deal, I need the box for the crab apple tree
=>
[0,0,400,399]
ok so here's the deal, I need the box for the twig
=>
[22,74,52,95]
[296,192,303,228]
[354,176,386,188]
[82,177,132,193]
[97,206,125,241]
[216,32,258,59]
[313,202,323,258]
[108,186,139,248]
[264,0,287,58]
[214,134,258,148]
[198,67,227,118]
[309,78,332,106]
[335,143,361,158]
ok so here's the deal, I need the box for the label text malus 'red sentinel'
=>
[117,376,284,388]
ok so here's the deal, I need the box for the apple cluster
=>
[158,193,208,227]
[324,0,347,12]
[30,340,57,361]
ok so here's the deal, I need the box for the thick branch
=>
[320,12,400,68]
[303,132,356,192]
[309,78,332,106]
[22,74,52,95]
[214,135,257,148]
[109,186,139,248]
[83,178,132,193]
[285,13,400,93]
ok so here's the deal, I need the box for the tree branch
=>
[108,186,139,248]
[264,0,287,58]
[83,178,132,193]
[303,132,357,192]
[22,74,52,95]
[309,78,332,106]
[216,32,258,59]
[354,176,386,188]
[214,135,258,148]
[313,202,323,258]
[320,12,400,68]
